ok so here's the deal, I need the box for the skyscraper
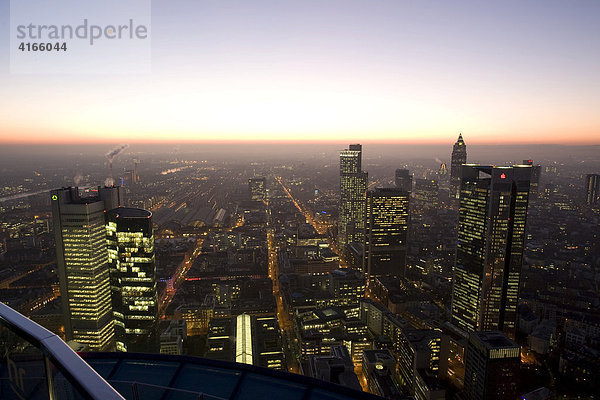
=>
[450,133,467,179]
[585,174,599,205]
[364,188,409,278]
[339,144,368,248]
[395,169,412,192]
[107,207,157,352]
[450,133,467,198]
[51,186,123,351]
[522,160,541,196]
[249,177,267,201]
[463,331,520,400]
[413,178,439,209]
[451,165,531,339]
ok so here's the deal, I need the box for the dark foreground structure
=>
[0,302,382,400]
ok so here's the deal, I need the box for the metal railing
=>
[0,301,124,400]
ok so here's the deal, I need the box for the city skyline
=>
[1,1,599,398]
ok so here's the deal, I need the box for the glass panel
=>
[86,359,118,379]
[309,388,358,400]
[0,324,50,400]
[166,364,242,400]
[47,358,88,400]
[110,360,179,400]
[234,373,306,400]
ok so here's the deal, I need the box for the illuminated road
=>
[159,236,205,317]
[276,176,347,266]
[276,176,327,235]
[267,201,300,374]
[0,260,56,289]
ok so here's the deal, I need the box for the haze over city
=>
[1,0,599,144]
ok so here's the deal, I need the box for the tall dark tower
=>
[107,207,157,352]
[450,133,467,198]
[395,169,412,192]
[363,188,409,278]
[339,144,368,248]
[451,165,531,339]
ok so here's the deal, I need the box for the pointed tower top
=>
[456,133,465,145]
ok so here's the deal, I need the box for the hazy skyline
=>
[1,0,599,144]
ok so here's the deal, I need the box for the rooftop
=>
[83,352,384,400]
[108,207,152,218]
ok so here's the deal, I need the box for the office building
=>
[522,160,541,196]
[463,331,520,400]
[450,133,467,179]
[414,179,439,209]
[362,349,402,399]
[249,177,267,201]
[160,319,187,355]
[585,174,599,205]
[106,207,157,352]
[51,186,122,351]
[450,133,467,198]
[206,313,285,370]
[339,144,368,248]
[307,345,362,392]
[451,165,531,338]
[364,188,409,278]
[395,169,412,192]
[397,329,442,396]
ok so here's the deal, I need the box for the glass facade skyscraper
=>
[339,144,368,248]
[364,188,409,278]
[451,165,531,339]
[106,207,157,352]
[51,186,122,351]
[585,174,600,205]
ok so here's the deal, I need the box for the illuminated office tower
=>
[51,186,123,351]
[585,174,600,205]
[364,188,409,278]
[451,165,531,339]
[414,178,439,209]
[249,177,267,201]
[463,331,520,400]
[395,169,412,192]
[450,133,467,198]
[107,207,157,352]
[339,144,368,248]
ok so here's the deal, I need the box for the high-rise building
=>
[522,160,541,196]
[414,178,439,209]
[450,133,467,198]
[106,207,157,352]
[249,177,267,201]
[339,144,368,248]
[363,188,409,278]
[463,331,520,400]
[450,133,467,179]
[451,165,531,339]
[51,186,123,351]
[585,174,600,205]
[395,169,412,192]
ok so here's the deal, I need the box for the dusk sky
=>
[1,0,599,144]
